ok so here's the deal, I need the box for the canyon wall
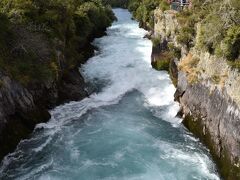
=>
[0,49,89,160]
[0,0,115,160]
[152,8,240,179]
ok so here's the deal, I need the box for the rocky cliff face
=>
[0,0,116,162]
[0,66,88,160]
[0,23,102,161]
[0,72,49,159]
[176,71,240,179]
[152,8,240,179]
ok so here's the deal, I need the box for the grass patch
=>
[152,51,173,71]
[179,53,200,84]
[151,36,161,47]
[168,42,181,59]
[228,60,240,71]
[211,75,221,84]
[155,59,170,71]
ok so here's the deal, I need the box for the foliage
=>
[0,0,115,86]
[180,0,240,61]
[176,26,195,48]
[0,13,12,50]
[102,0,129,8]
[179,53,199,84]
[159,0,169,12]
[151,36,161,47]
[217,26,240,60]
[176,10,196,49]
[152,51,173,71]
[128,0,169,29]
[228,60,240,71]
[155,58,170,71]
[168,43,181,59]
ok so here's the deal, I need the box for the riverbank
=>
[0,42,91,161]
[149,7,240,179]
[0,1,115,161]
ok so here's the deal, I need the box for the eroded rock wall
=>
[153,8,240,179]
[0,67,88,160]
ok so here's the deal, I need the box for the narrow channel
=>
[0,9,220,180]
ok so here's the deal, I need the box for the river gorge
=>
[0,9,220,180]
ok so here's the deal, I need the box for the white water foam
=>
[27,8,181,144]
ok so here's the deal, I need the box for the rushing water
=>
[0,9,220,180]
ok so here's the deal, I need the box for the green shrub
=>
[0,0,115,86]
[159,0,169,11]
[168,43,181,59]
[177,26,195,48]
[228,60,240,71]
[155,58,170,71]
[152,51,173,71]
[220,26,240,60]
[176,10,196,48]
[211,75,221,84]
[102,0,129,8]
[174,0,240,60]
[151,36,161,47]
[128,0,168,29]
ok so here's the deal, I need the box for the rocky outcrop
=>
[152,8,240,179]
[0,24,106,162]
[176,72,240,179]
[0,72,49,159]
[154,9,179,44]
[57,68,88,104]
[0,0,116,162]
[0,67,88,160]
[175,51,240,179]
[151,9,183,72]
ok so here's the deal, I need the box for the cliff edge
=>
[152,7,240,179]
[0,0,115,161]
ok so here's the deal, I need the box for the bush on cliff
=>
[128,0,168,29]
[102,0,129,8]
[216,25,240,61]
[168,43,181,59]
[152,51,173,71]
[175,10,196,49]
[151,36,161,47]
[179,0,240,62]
[127,0,239,63]
[176,26,195,49]
[0,0,115,85]
[159,0,169,12]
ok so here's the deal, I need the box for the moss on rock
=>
[183,112,240,180]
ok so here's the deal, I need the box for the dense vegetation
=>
[0,0,239,83]
[128,0,169,29]
[127,0,239,66]
[102,0,129,8]
[0,0,115,85]
[176,0,240,62]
